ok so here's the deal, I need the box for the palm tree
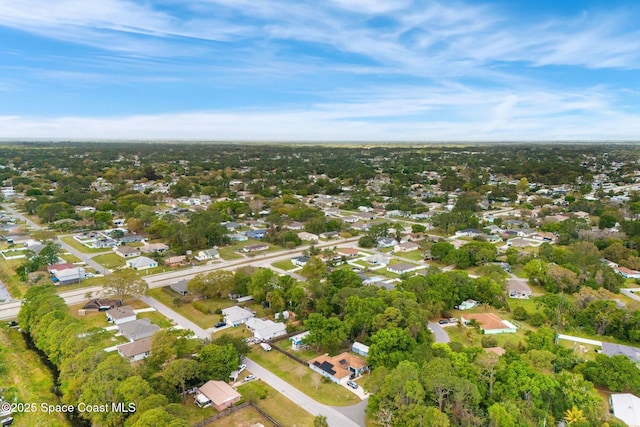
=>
[564,406,586,425]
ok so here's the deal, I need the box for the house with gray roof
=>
[118,319,160,342]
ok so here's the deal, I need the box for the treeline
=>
[18,284,248,427]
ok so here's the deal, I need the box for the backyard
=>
[236,380,315,427]
[247,345,360,407]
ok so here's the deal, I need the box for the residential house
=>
[106,306,136,325]
[195,380,241,411]
[461,313,517,335]
[223,222,241,231]
[457,299,479,310]
[297,231,319,242]
[507,278,532,299]
[119,235,145,245]
[245,229,267,239]
[118,318,160,342]
[82,299,121,312]
[290,331,310,350]
[285,221,305,230]
[242,244,269,253]
[229,233,249,242]
[387,263,421,275]
[291,256,309,267]
[245,318,287,340]
[308,352,368,384]
[455,229,483,238]
[377,237,398,248]
[139,243,169,254]
[614,266,640,279]
[164,255,187,267]
[221,306,255,326]
[194,248,219,261]
[338,248,359,258]
[350,221,370,232]
[170,279,189,296]
[320,231,339,240]
[365,254,391,265]
[47,263,75,274]
[352,342,370,357]
[394,242,419,252]
[115,246,141,258]
[486,235,503,244]
[610,394,640,427]
[126,256,158,270]
[117,336,153,362]
[51,266,86,285]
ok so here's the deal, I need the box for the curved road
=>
[428,322,450,343]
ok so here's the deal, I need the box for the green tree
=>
[368,327,416,369]
[103,271,149,301]
[164,359,200,403]
[197,343,239,381]
[314,415,329,427]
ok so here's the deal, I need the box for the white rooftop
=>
[611,393,640,427]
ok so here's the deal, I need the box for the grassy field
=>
[209,405,271,427]
[272,259,296,271]
[236,381,315,427]
[247,347,360,407]
[147,287,225,329]
[0,257,25,298]
[137,310,174,328]
[92,253,126,270]
[395,250,424,261]
[218,246,243,260]
[0,327,72,427]
[59,235,110,254]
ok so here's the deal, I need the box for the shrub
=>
[513,306,529,321]
[192,300,210,314]
[481,335,498,348]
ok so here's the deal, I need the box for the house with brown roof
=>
[106,306,136,325]
[117,336,153,362]
[338,248,359,258]
[82,299,121,312]
[195,380,241,411]
[461,313,517,335]
[164,255,187,267]
[115,246,141,258]
[394,242,420,252]
[308,352,368,384]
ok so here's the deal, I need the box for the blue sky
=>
[1,0,640,141]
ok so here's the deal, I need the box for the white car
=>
[238,364,247,373]
[244,374,256,382]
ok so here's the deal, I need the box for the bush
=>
[528,312,546,327]
[513,306,529,321]
[358,236,375,248]
[481,335,498,348]
[192,300,210,314]
[172,298,182,307]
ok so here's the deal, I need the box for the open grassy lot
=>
[217,246,244,260]
[69,302,110,328]
[272,259,296,271]
[247,347,360,407]
[59,235,110,254]
[210,405,272,427]
[0,327,72,427]
[237,381,315,427]
[92,253,126,270]
[137,310,174,328]
[147,287,225,329]
[395,250,425,261]
[0,257,25,298]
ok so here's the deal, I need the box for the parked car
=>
[215,321,227,328]
[438,319,449,325]
[346,381,358,390]
[238,364,247,373]
[244,375,256,382]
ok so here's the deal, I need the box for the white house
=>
[222,306,255,326]
[106,306,136,325]
[245,318,287,340]
[387,263,421,275]
[195,248,220,261]
[290,331,310,350]
[115,246,141,258]
[507,278,532,299]
[126,256,158,270]
[394,242,420,252]
[52,267,86,285]
[352,342,370,357]
[610,393,640,427]
[117,336,153,362]
[297,231,319,242]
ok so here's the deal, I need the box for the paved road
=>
[428,322,450,343]
[331,400,368,427]
[621,288,640,302]
[243,358,361,427]
[0,279,12,303]
[140,295,211,339]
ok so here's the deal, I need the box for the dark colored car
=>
[215,321,227,328]
[438,319,449,325]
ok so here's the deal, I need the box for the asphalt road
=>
[243,358,361,427]
[428,322,451,343]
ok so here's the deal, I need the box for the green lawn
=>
[137,310,174,328]
[0,327,72,427]
[247,347,360,407]
[147,287,227,329]
[92,253,126,269]
[60,235,111,254]
[237,381,315,427]
[209,405,271,427]
[218,246,243,260]
[272,259,296,271]
[0,257,26,298]
[396,250,425,261]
